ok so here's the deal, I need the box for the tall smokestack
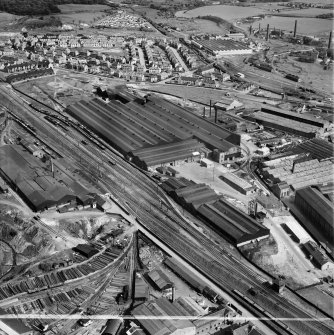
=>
[209,100,212,117]
[249,25,252,35]
[171,286,175,302]
[293,20,297,38]
[266,24,269,41]
[51,158,54,178]
[328,31,332,49]
[259,23,261,32]
[203,107,206,118]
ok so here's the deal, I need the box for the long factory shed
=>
[260,104,330,129]
[197,199,270,247]
[162,179,269,246]
[66,95,241,169]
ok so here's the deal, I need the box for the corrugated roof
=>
[296,187,334,228]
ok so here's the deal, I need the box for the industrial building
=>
[73,244,99,258]
[0,308,33,335]
[162,179,269,246]
[261,152,333,191]
[245,111,322,138]
[194,38,252,56]
[147,270,173,291]
[244,105,330,138]
[130,139,206,170]
[0,145,94,212]
[197,199,270,247]
[290,138,334,161]
[102,319,123,335]
[220,173,255,195]
[303,241,333,271]
[132,298,196,335]
[295,186,334,245]
[66,94,241,169]
[260,104,329,130]
[172,183,221,211]
[134,275,149,302]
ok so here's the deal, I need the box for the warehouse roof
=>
[134,277,149,300]
[131,138,206,167]
[249,111,320,133]
[66,95,240,163]
[174,184,220,209]
[198,199,270,245]
[0,145,89,211]
[198,39,251,52]
[303,241,331,267]
[261,104,328,128]
[221,172,254,190]
[147,270,173,291]
[296,187,334,227]
[173,297,204,317]
[102,319,123,335]
[132,298,195,335]
[291,138,334,160]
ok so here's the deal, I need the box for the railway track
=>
[0,84,332,335]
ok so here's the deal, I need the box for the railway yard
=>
[0,3,334,335]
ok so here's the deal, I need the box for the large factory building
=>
[295,186,333,244]
[0,145,94,212]
[163,179,269,247]
[245,104,330,138]
[66,93,241,170]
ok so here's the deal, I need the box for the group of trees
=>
[0,0,106,16]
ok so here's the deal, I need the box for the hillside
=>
[0,0,107,16]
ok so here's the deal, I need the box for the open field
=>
[14,71,127,107]
[0,12,21,30]
[55,4,111,25]
[132,6,229,35]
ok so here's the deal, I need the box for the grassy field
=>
[55,4,111,25]
[0,12,21,30]
[132,6,229,35]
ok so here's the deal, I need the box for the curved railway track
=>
[1,84,332,335]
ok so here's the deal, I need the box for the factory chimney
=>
[249,25,252,35]
[203,107,206,118]
[214,108,218,124]
[171,286,175,303]
[258,23,261,32]
[266,24,269,41]
[293,20,297,38]
[328,31,332,49]
[209,100,212,117]
[50,158,54,178]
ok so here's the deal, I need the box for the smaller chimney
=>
[293,20,297,38]
[214,108,218,124]
[171,286,175,302]
[266,24,269,41]
[203,107,206,118]
[328,31,332,50]
[209,100,212,117]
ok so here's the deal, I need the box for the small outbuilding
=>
[72,244,99,258]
